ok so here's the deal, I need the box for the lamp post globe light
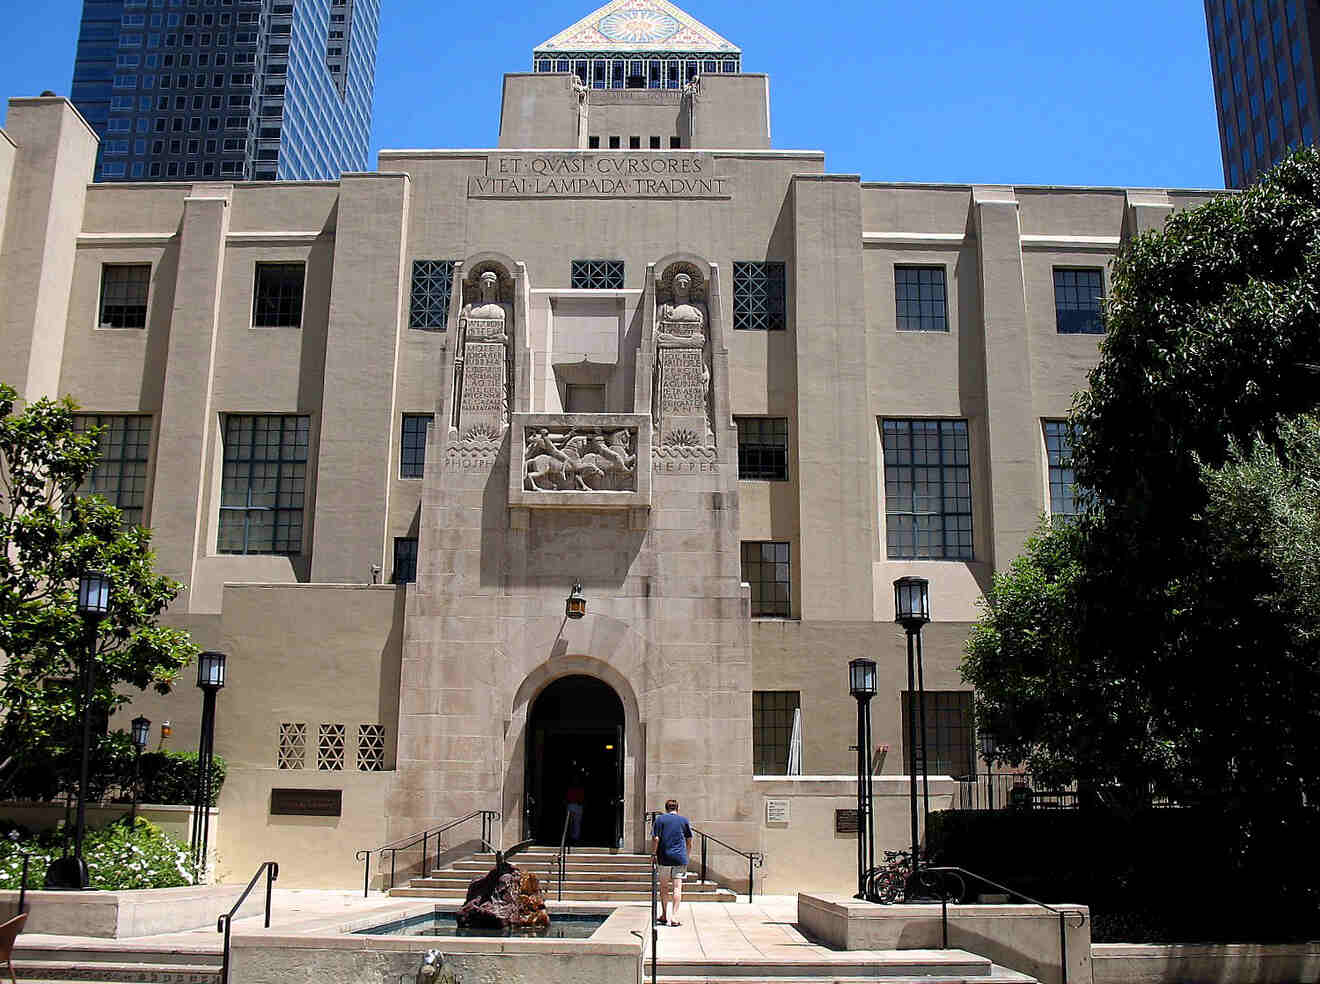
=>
[44,571,113,890]
[130,716,151,824]
[893,576,931,893]
[848,658,878,900]
[566,581,587,620]
[191,652,226,882]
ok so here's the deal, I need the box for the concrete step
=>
[648,950,996,979]
[647,967,1037,984]
[649,978,1033,984]
[390,886,737,902]
[453,858,656,872]
[13,948,221,968]
[413,875,727,892]
[12,961,221,984]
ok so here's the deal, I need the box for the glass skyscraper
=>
[1204,0,1318,188]
[70,0,378,182]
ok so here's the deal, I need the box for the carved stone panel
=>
[653,263,715,448]
[459,342,508,441]
[657,347,711,446]
[524,425,638,492]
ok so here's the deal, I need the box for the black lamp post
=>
[849,657,878,900]
[45,571,112,890]
[565,581,587,620]
[894,576,931,887]
[130,715,151,824]
[190,651,226,881]
[979,732,998,811]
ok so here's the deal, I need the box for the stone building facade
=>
[0,1,1218,890]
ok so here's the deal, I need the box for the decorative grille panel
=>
[318,723,345,771]
[409,260,455,330]
[277,722,306,769]
[357,724,385,772]
[732,261,786,331]
[570,259,625,289]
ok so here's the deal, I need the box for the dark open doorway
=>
[525,675,624,848]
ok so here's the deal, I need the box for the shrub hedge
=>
[0,817,198,890]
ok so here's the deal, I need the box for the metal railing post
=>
[1059,911,1068,984]
[700,835,707,884]
[264,862,277,928]
[748,853,754,903]
[356,850,370,897]
[219,916,231,984]
[421,831,429,880]
[18,855,29,914]
[651,859,659,983]
[389,849,397,890]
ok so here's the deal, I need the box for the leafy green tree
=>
[963,149,1320,821]
[0,382,197,795]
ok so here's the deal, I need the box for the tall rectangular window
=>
[252,262,304,328]
[741,541,791,617]
[98,264,151,329]
[409,259,454,330]
[733,261,787,331]
[753,691,800,775]
[735,417,789,480]
[882,419,973,560]
[570,259,624,289]
[901,691,974,778]
[1044,420,1080,519]
[1053,268,1104,334]
[895,266,948,332]
[217,415,309,555]
[72,415,152,527]
[393,537,418,584]
[400,414,432,478]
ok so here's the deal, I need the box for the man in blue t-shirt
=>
[650,798,693,926]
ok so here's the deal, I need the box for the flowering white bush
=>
[0,818,197,890]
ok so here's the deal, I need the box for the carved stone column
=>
[653,262,713,447]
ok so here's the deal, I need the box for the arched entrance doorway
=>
[525,675,624,848]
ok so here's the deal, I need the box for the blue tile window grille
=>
[1053,268,1104,334]
[409,260,455,330]
[1044,420,1081,519]
[570,259,625,289]
[400,414,432,478]
[393,537,418,584]
[895,266,948,332]
[733,261,786,331]
[218,414,309,555]
[72,414,152,528]
[883,419,973,560]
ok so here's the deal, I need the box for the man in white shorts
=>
[650,798,693,926]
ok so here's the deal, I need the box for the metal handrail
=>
[216,860,278,984]
[355,809,499,896]
[644,811,764,903]
[553,811,572,901]
[16,853,30,914]
[907,865,1087,984]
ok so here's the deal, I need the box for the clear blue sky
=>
[0,0,1226,189]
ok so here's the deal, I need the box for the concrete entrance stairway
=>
[389,847,739,902]
[10,943,222,984]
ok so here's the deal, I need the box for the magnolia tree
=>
[0,382,197,795]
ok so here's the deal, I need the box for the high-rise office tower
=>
[70,0,378,181]
[1205,0,1318,187]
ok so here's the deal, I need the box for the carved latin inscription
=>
[659,348,707,417]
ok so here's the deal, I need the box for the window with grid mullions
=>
[72,415,152,527]
[753,691,800,775]
[99,264,151,329]
[895,266,947,332]
[251,262,305,328]
[217,415,309,555]
[393,537,418,584]
[882,419,973,560]
[1044,420,1082,520]
[736,417,789,481]
[400,414,432,478]
[1053,268,1104,334]
[570,259,624,289]
[409,259,455,330]
[741,541,791,617]
[733,261,786,331]
[901,691,974,778]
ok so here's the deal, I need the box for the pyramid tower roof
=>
[535,0,740,55]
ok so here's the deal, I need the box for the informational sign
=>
[834,808,861,834]
[468,153,732,199]
[765,799,790,825]
[270,788,342,817]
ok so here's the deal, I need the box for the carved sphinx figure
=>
[525,427,635,492]
[656,272,707,348]
[459,269,510,343]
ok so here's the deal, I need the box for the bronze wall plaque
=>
[270,788,342,817]
[834,808,861,834]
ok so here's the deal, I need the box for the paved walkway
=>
[651,897,826,962]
